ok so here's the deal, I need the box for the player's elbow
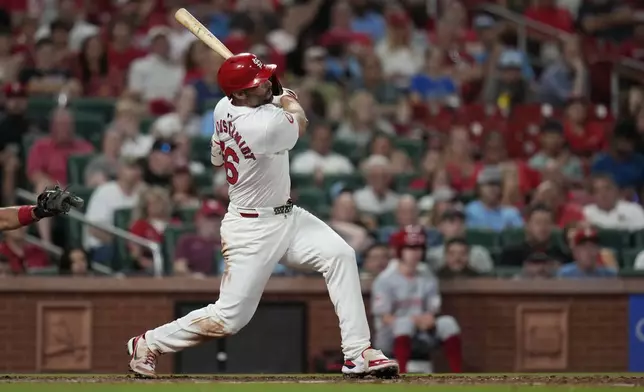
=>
[295,113,309,137]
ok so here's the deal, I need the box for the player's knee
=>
[333,241,357,263]
[435,315,461,340]
[205,304,255,336]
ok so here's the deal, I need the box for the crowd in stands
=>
[0,0,643,281]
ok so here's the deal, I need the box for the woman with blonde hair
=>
[128,186,175,272]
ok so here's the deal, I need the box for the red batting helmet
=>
[390,225,427,258]
[217,53,276,96]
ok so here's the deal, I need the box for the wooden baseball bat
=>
[174,8,234,59]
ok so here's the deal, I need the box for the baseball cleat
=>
[342,348,400,379]
[126,334,157,378]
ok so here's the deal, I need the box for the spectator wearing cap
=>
[562,98,608,157]
[18,38,78,96]
[470,14,499,65]
[563,221,618,271]
[427,208,493,273]
[170,165,200,209]
[530,180,584,228]
[524,0,575,33]
[483,49,533,108]
[127,27,185,105]
[142,139,176,187]
[84,130,124,187]
[529,120,583,182]
[583,174,644,231]
[174,199,225,277]
[354,155,400,215]
[328,191,373,254]
[499,204,568,268]
[464,166,524,232]
[84,156,143,264]
[291,122,355,178]
[0,83,32,204]
[375,10,422,87]
[557,228,618,278]
[538,37,588,107]
[591,123,644,191]
[408,48,458,104]
[515,252,558,280]
[151,86,201,139]
[34,0,99,51]
[436,238,481,279]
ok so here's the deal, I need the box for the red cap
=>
[197,199,225,219]
[4,83,26,98]
[572,227,599,246]
[386,11,410,27]
[389,225,427,257]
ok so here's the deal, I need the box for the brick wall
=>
[0,278,634,373]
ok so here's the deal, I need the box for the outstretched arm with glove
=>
[0,185,84,231]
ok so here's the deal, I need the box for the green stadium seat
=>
[140,117,157,134]
[394,172,418,193]
[633,230,644,247]
[408,189,428,199]
[71,98,115,122]
[162,225,195,275]
[291,173,315,188]
[203,99,220,112]
[621,248,642,269]
[73,112,106,150]
[378,212,397,226]
[67,154,97,185]
[193,172,213,188]
[619,269,644,278]
[332,140,362,163]
[597,228,631,249]
[295,187,327,211]
[494,266,522,278]
[27,97,56,119]
[501,228,524,246]
[465,228,499,248]
[113,208,133,270]
[191,136,212,163]
[177,207,198,223]
[291,137,309,154]
[64,186,94,248]
[395,139,423,161]
[322,173,363,190]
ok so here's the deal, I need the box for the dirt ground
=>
[1,374,643,386]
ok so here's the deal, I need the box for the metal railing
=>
[16,188,164,277]
[477,3,644,115]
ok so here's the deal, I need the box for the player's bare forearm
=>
[0,205,39,231]
[280,96,309,136]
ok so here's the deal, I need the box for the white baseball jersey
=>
[211,98,299,208]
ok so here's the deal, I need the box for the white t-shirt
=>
[120,134,155,159]
[83,181,141,249]
[127,55,185,102]
[212,98,299,208]
[291,150,355,175]
[353,186,400,215]
[583,200,644,231]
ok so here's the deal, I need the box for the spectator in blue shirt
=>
[465,166,524,232]
[557,227,617,278]
[591,121,644,192]
[409,48,457,103]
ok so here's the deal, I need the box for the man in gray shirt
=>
[372,226,463,373]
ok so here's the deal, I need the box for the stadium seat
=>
[162,225,196,274]
[141,117,157,134]
[192,172,213,188]
[621,248,641,269]
[294,187,327,210]
[113,208,133,270]
[465,228,499,248]
[67,154,97,185]
[395,139,423,162]
[632,229,644,247]
[494,266,521,278]
[73,112,106,149]
[27,97,56,119]
[71,98,116,122]
[191,136,212,163]
[619,269,644,278]
[322,173,363,190]
[332,139,358,158]
[500,228,524,247]
[378,212,397,226]
[291,173,316,188]
[292,137,309,154]
[176,207,198,223]
[394,172,417,192]
[597,228,631,249]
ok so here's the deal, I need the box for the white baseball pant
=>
[144,204,371,360]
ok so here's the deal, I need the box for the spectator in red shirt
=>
[0,225,49,274]
[524,0,574,33]
[107,18,146,75]
[531,180,585,228]
[444,125,477,193]
[27,108,94,243]
[173,199,225,277]
[620,21,644,61]
[74,35,123,97]
[563,98,608,157]
[129,186,174,273]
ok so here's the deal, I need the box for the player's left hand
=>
[34,185,84,219]
[269,74,283,95]
[271,88,298,106]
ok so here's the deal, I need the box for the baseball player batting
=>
[372,225,463,373]
[0,186,83,231]
[127,53,399,378]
